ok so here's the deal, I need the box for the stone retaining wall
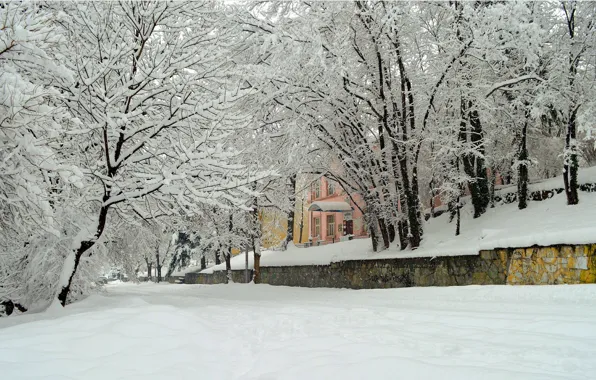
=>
[184,244,596,288]
[185,269,253,284]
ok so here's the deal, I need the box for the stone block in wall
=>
[580,254,596,283]
[505,244,596,285]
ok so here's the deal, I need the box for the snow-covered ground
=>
[1,283,595,380]
[495,165,596,194]
[203,191,596,274]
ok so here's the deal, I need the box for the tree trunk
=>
[396,180,409,251]
[469,106,490,212]
[564,108,579,205]
[377,217,390,250]
[563,1,579,206]
[245,246,249,283]
[284,174,296,249]
[397,220,408,250]
[145,258,152,282]
[224,253,232,284]
[397,156,422,249]
[215,251,221,265]
[455,197,461,236]
[226,213,233,284]
[518,116,529,210]
[155,252,162,283]
[253,243,261,284]
[200,255,206,270]
[459,101,489,218]
[368,220,378,252]
[387,222,396,243]
[57,203,109,306]
[251,194,262,284]
[298,196,304,244]
[489,166,497,208]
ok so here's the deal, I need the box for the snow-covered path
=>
[1,283,596,380]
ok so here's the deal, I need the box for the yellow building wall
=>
[260,209,287,249]
[293,203,310,245]
[258,204,310,248]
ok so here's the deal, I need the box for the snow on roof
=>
[308,201,353,212]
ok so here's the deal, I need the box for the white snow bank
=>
[1,283,595,380]
[201,191,596,273]
[201,238,373,273]
[420,191,596,255]
[171,264,204,277]
[496,165,596,194]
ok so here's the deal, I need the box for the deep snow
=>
[1,283,595,380]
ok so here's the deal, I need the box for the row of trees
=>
[245,0,596,249]
[2,0,595,313]
[0,1,287,312]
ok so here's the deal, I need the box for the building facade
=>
[306,177,368,244]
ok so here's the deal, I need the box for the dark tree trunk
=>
[387,221,396,243]
[396,181,409,250]
[398,156,422,249]
[397,220,408,250]
[224,253,232,284]
[411,166,423,239]
[200,255,206,270]
[518,116,529,210]
[469,107,490,211]
[369,221,378,252]
[298,196,304,244]
[455,198,461,236]
[377,217,390,250]
[58,203,109,306]
[57,240,93,306]
[251,193,261,284]
[225,213,233,283]
[215,251,221,265]
[459,101,489,218]
[253,247,261,284]
[489,166,497,208]
[564,108,579,205]
[156,252,162,283]
[285,174,296,249]
[562,3,579,206]
[145,258,153,282]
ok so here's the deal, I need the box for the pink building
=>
[306,170,504,245]
[307,177,368,245]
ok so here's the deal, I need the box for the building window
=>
[327,180,335,196]
[313,181,321,199]
[314,218,320,237]
[326,215,335,236]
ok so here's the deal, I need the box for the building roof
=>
[308,201,353,212]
